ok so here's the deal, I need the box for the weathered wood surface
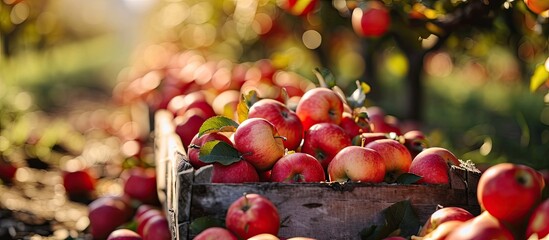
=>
[180,167,479,240]
[154,110,481,240]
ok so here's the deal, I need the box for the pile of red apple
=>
[83,166,171,240]
[147,51,463,185]
[412,162,548,240]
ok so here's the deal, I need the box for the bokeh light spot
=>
[302,30,322,49]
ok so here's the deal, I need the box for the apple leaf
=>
[313,67,337,88]
[189,215,224,236]
[395,173,422,184]
[348,80,371,109]
[237,90,260,123]
[530,63,549,92]
[359,200,421,240]
[198,116,239,137]
[199,140,241,165]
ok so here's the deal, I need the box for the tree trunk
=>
[405,51,425,123]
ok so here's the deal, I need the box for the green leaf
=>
[530,63,549,92]
[313,67,337,88]
[198,116,239,137]
[360,200,421,240]
[189,216,224,235]
[395,173,422,184]
[199,140,241,165]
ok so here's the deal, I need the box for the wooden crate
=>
[153,110,481,240]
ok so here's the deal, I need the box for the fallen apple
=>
[121,167,160,206]
[107,229,142,240]
[418,206,474,236]
[225,193,280,239]
[445,211,514,240]
[526,198,549,239]
[142,214,171,240]
[477,163,542,225]
[194,227,238,240]
[88,195,133,240]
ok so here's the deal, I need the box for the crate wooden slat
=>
[154,110,481,240]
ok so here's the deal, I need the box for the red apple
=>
[403,130,428,158]
[62,169,96,200]
[136,208,163,237]
[247,233,280,240]
[364,139,412,182]
[524,0,549,14]
[88,196,133,240]
[233,118,285,171]
[248,99,304,150]
[270,153,325,183]
[258,170,272,182]
[527,198,549,239]
[445,211,514,240]
[0,161,17,184]
[295,88,344,131]
[225,193,280,239]
[328,146,386,183]
[212,90,240,119]
[360,132,390,146]
[174,108,208,152]
[352,1,391,37]
[194,227,238,240]
[301,123,352,170]
[477,163,542,225]
[211,160,260,183]
[339,112,372,140]
[421,220,464,240]
[134,204,159,222]
[142,214,171,240]
[280,0,319,16]
[408,147,460,184]
[418,207,474,236]
[107,229,142,240]
[121,167,160,206]
[167,91,215,119]
[188,132,234,169]
[367,107,401,135]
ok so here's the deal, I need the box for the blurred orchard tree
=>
[2,0,549,167]
[123,0,549,168]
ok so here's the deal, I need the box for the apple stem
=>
[242,193,250,212]
[274,136,287,141]
[360,135,366,148]
[239,152,252,160]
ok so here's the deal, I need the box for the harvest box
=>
[153,110,481,240]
